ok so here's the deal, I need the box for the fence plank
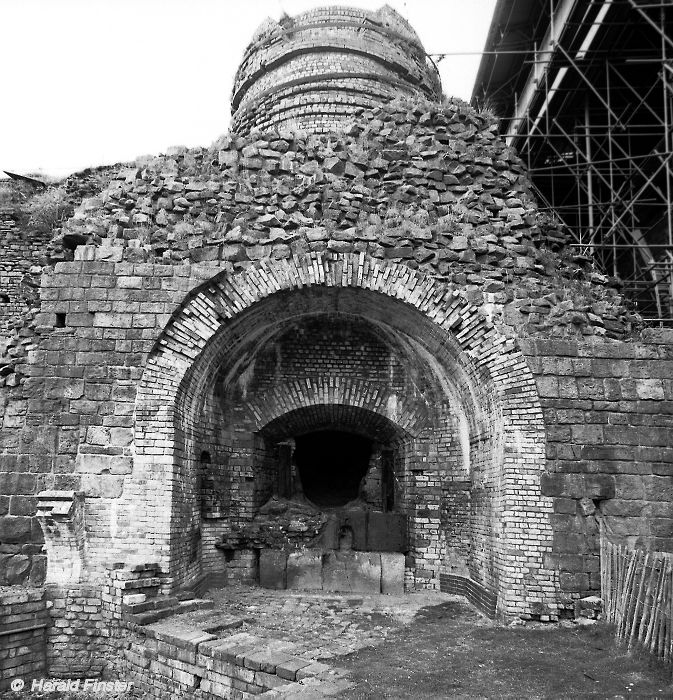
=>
[600,532,672,665]
[630,550,649,647]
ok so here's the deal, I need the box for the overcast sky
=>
[0,0,496,178]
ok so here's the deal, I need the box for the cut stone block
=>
[340,509,367,550]
[349,552,381,594]
[315,513,339,550]
[286,550,322,590]
[259,549,287,590]
[366,512,407,552]
[323,551,381,593]
[322,552,351,593]
[122,593,147,605]
[380,552,405,594]
[276,656,314,681]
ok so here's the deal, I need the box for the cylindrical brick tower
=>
[230,5,442,135]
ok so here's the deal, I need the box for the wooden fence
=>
[601,536,672,663]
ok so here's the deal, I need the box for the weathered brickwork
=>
[231,6,441,135]
[0,196,49,335]
[0,587,48,690]
[0,169,118,339]
[45,583,104,677]
[190,314,464,591]
[96,564,344,698]
[128,255,553,616]
[0,250,556,618]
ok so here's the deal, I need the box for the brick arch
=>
[246,377,431,439]
[258,402,411,443]
[137,252,523,443]
[126,252,554,618]
[189,306,456,454]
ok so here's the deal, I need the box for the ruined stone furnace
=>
[0,5,671,694]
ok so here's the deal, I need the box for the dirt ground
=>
[339,599,673,699]
[2,594,671,699]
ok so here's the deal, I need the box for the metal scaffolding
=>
[470,0,673,324]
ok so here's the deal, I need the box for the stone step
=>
[124,596,179,614]
[176,598,215,614]
[123,597,214,625]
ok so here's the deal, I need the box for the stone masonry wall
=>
[99,564,339,698]
[522,330,673,613]
[0,252,556,618]
[0,168,119,341]
[1,248,668,619]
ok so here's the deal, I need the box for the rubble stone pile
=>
[53,96,637,340]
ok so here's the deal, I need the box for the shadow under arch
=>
[258,402,410,512]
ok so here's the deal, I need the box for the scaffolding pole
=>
[497,0,673,323]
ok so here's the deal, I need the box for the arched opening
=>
[178,304,470,591]
[259,403,407,519]
[126,256,553,617]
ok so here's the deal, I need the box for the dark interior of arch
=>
[294,429,372,508]
[260,404,404,512]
